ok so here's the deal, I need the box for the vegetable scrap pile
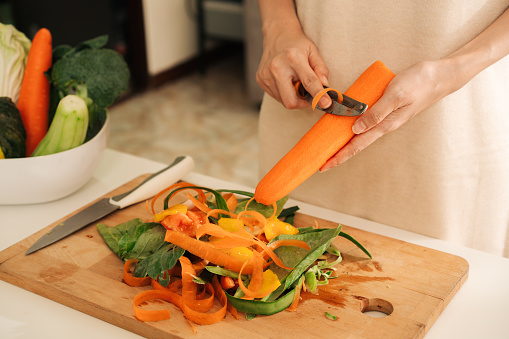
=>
[97,183,371,332]
[0,23,129,159]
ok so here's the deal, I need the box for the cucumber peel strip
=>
[225,275,304,315]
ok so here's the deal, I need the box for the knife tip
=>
[25,246,38,256]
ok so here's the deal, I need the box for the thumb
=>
[352,94,395,134]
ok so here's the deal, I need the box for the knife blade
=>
[25,155,195,255]
[295,81,368,117]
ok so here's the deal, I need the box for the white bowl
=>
[0,116,110,205]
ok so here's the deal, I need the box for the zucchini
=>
[32,94,89,157]
[0,97,26,158]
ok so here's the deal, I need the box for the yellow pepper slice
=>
[228,246,253,263]
[153,204,188,222]
[218,217,244,232]
[252,269,281,294]
[264,217,299,241]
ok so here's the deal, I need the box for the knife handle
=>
[109,155,195,209]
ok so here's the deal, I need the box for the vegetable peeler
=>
[295,81,368,117]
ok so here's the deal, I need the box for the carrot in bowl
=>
[17,28,52,156]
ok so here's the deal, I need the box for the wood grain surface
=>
[0,175,469,339]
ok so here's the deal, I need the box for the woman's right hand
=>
[256,26,331,110]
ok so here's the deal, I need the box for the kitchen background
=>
[0,0,264,187]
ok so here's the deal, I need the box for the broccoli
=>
[48,35,130,140]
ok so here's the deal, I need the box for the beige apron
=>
[258,1,509,257]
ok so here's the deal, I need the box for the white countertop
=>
[1,149,508,339]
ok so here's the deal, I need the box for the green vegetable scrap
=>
[0,23,31,103]
[97,218,184,287]
[325,312,338,321]
[96,184,372,321]
[0,97,26,158]
[49,35,130,140]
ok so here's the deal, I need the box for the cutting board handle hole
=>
[359,298,393,318]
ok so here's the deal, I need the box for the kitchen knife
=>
[25,155,195,255]
[295,81,367,117]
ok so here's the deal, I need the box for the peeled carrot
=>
[254,60,396,205]
[17,28,52,156]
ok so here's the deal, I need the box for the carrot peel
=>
[123,259,151,287]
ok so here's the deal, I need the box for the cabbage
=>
[0,23,31,103]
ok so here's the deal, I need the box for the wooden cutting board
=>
[0,175,468,339]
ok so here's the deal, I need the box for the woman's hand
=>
[256,28,332,110]
[320,59,462,171]
[320,5,509,172]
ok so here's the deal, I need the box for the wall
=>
[142,0,198,76]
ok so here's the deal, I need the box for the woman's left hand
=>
[320,59,463,171]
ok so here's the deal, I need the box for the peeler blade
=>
[296,82,367,117]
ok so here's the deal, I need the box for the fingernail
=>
[321,76,329,87]
[352,120,366,134]
[319,96,331,108]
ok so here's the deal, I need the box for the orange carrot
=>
[149,182,207,215]
[286,278,304,312]
[186,192,211,214]
[165,230,252,273]
[17,28,52,156]
[227,303,240,320]
[220,275,236,290]
[123,259,151,287]
[254,60,395,205]
[237,252,279,300]
[133,289,176,321]
[180,261,228,325]
[246,251,264,293]
[267,239,311,252]
[193,222,293,270]
[134,262,228,326]
[223,192,239,212]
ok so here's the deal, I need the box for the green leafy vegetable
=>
[339,231,372,259]
[234,195,289,218]
[270,225,343,293]
[0,23,31,103]
[96,185,372,320]
[0,97,26,158]
[97,218,185,287]
[97,218,163,260]
[49,35,130,140]
[277,206,299,225]
[164,186,229,212]
[164,185,291,220]
[132,243,184,287]
[205,266,247,280]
